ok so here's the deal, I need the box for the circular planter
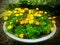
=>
[3,22,56,43]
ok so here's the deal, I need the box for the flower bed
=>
[2,8,56,39]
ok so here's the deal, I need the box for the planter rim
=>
[3,22,56,43]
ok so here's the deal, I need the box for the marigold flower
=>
[52,20,56,24]
[27,14,30,18]
[36,8,39,10]
[37,14,42,17]
[35,21,40,25]
[24,8,29,10]
[2,11,12,17]
[8,10,12,13]
[7,25,13,30]
[4,16,8,20]
[29,10,32,14]
[34,12,39,16]
[14,11,17,13]
[27,14,34,19]
[15,8,18,11]
[34,13,42,17]
[2,12,6,16]
[44,11,47,14]
[51,27,54,31]
[31,10,34,14]
[20,13,23,16]
[53,16,56,19]
[26,18,29,20]
[34,13,37,16]
[48,17,52,19]
[20,9,25,13]
[30,16,34,20]
[24,20,28,24]
[19,34,24,38]
[15,14,20,17]
[20,20,24,25]
[39,11,43,14]
[29,20,34,24]
[18,8,21,11]
[36,12,39,14]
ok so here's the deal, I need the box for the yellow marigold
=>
[20,20,28,24]
[20,9,25,13]
[24,20,28,24]
[19,34,24,38]
[37,14,42,17]
[27,14,33,17]
[15,8,18,11]
[48,17,52,19]
[34,13,42,17]
[35,21,40,25]
[52,20,56,24]
[2,13,6,16]
[34,13,37,16]
[2,11,12,16]
[20,13,23,16]
[15,14,20,17]
[4,16,8,20]
[30,16,34,20]
[51,27,54,31]
[26,17,34,21]
[31,10,34,14]
[20,20,24,25]
[7,25,13,30]
[53,16,56,19]
[29,20,34,24]
[39,11,43,14]
[44,11,47,14]
[7,11,12,16]
[8,10,12,13]
[27,14,34,20]
[29,10,32,14]
[13,10,17,13]
[18,8,21,11]
[36,8,39,10]
[34,11,39,16]
[36,11,39,14]
[26,18,29,20]
[24,8,29,10]
[27,14,30,18]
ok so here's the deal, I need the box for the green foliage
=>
[3,0,60,10]
[19,0,57,7]
[15,25,26,35]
